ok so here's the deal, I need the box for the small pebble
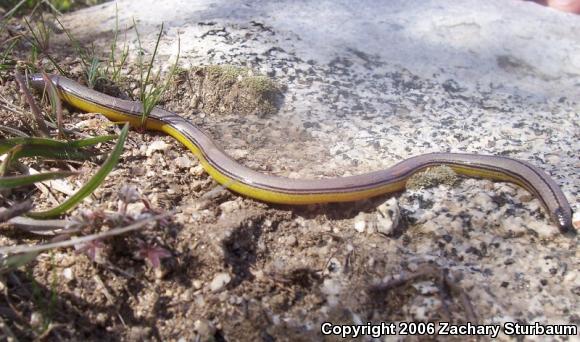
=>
[194,319,216,338]
[219,200,241,214]
[286,235,298,246]
[376,198,400,235]
[353,212,367,233]
[126,202,146,217]
[191,165,205,176]
[572,210,580,230]
[210,272,231,292]
[146,140,169,156]
[30,311,43,328]
[96,313,107,324]
[407,262,418,272]
[175,156,193,168]
[63,267,74,281]
[131,166,146,176]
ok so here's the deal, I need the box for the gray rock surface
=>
[59,0,578,339]
[61,0,578,195]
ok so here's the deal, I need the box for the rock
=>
[194,319,216,339]
[131,166,146,176]
[190,165,205,177]
[209,272,231,292]
[146,140,169,156]
[63,267,74,281]
[127,326,152,340]
[375,198,400,235]
[192,280,203,290]
[219,200,241,214]
[126,202,146,218]
[175,156,193,168]
[286,235,298,246]
[573,210,580,230]
[30,312,43,328]
[353,212,367,233]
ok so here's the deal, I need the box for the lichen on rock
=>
[406,165,458,190]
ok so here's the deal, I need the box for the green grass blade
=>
[143,22,164,98]
[0,171,77,189]
[8,145,91,161]
[1,0,27,22]
[26,123,130,219]
[0,135,118,155]
[0,39,17,73]
[0,125,29,137]
[0,145,21,176]
[41,71,65,139]
[0,251,40,274]
[68,135,118,147]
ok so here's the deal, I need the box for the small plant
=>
[1,0,73,15]
[136,240,171,268]
[1,74,130,220]
[24,15,67,75]
[53,15,102,85]
[74,238,105,262]
[40,71,64,138]
[0,39,18,75]
[24,16,51,52]
[105,2,129,83]
[85,52,103,88]
[27,123,130,219]
[134,20,180,128]
[117,184,140,214]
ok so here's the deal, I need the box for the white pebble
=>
[192,280,203,290]
[126,202,146,217]
[63,268,74,281]
[286,235,298,246]
[353,213,367,233]
[194,319,216,338]
[219,200,241,214]
[209,273,231,292]
[376,198,400,235]
[146,140,169,156]
[175,156,193,168]
[191,165,205,176]
[30,312,43,328]
[572,210,580,230]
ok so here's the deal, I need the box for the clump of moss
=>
[406,165,458,190]
[182,65,283,116]
[240,75,275,92]
[205,65,248,83]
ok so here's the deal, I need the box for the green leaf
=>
[0,135,118,161]
[68,135,118,148]
[41,71,65,139]
[0,251,40,274]
[0,124,29,137]
[0,171,77,189]
[7,145,90,161]
[26,123,130,219]
[0,135,118,152]
[0,145,21,176]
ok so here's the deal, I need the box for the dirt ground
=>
[0,4,578,342]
